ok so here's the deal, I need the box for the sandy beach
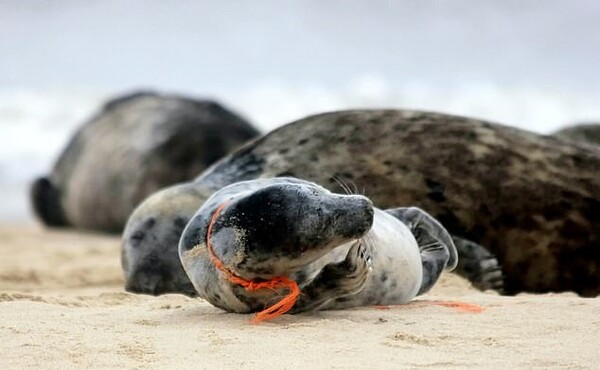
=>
[0,224,598,369]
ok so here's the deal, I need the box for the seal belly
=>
[324,209,424,310]
[364,210,423,304]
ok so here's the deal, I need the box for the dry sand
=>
[0,224,598,369]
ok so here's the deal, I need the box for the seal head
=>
[122,183,213,296]
[179,178,374,310]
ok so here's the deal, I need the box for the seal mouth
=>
[125,281,161,296]
[124,259,195,296]
[125,280,197,297]
[178,282,198,297]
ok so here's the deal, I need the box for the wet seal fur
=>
[178,178,457,313]
[31,91,259,232]
[123,110,600,297]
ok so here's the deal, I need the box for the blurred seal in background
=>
[31,90,260,233]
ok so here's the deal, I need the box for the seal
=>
[31,90,260,233]
[178,178,457,319]
[122,110,599,297]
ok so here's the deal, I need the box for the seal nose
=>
[125,281,142,294]
[125,273,163,296]
[333,194,374,238]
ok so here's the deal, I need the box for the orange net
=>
[206,201,300,324]
[428,300,484,313]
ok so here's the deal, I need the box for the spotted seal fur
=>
[122,110,600,297]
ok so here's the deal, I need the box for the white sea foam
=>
[2,0,600,222]
[1,81,599,221]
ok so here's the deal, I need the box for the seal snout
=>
[331,194,374,239]
[125,272,164,296]
[125,269,196,297]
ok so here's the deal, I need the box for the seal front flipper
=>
[30,177,68,227]
[385,207,458,295]
[290,240,372,313]
[452,236,504,293]
[387,207,505,293]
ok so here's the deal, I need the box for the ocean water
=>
[1,0,599,222]
[2,82,599,222]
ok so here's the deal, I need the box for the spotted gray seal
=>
[31,90,260,233]
[122,110,600,297]
[178,178,457,318]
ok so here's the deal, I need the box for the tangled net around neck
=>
[206,201,300,324]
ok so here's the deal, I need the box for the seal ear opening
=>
[30,177,68,227]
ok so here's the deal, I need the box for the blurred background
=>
[1,0,599,222]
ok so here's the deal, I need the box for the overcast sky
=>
[1,1,599,222]
[1,0,599,94]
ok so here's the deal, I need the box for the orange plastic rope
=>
[429,300,484,313]
[372,300,484,313]
[206,201,300,324]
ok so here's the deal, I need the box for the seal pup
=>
[31,90,260,233]
[123,110,599,297]
[178,178,457,318]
